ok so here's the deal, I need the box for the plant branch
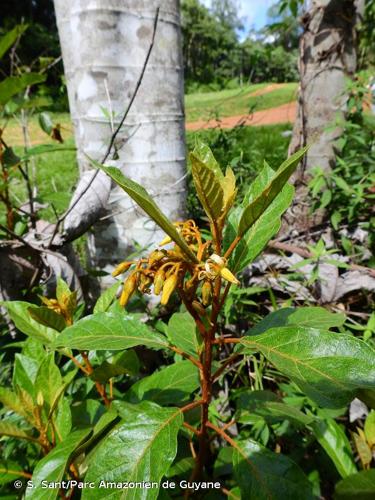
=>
[183,422,200,436]
[224,235,241,260]
[178,286,207,337]
[0,468,32,479]
[180,399,204,413]
[81,352,111,407]
[212,337,241,345]
[206,421,236,446]
[212,353,241,381]
[168,345,203,369]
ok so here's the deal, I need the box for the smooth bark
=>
[54,0,186,269]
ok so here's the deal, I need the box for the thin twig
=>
[168,345,203,369]
[183,422,200,436]
[180,399,204,413]
[212,354,241,381]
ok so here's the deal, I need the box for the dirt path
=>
[186,101,297,131]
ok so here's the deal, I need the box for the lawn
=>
[1,122,291,226]
[185,82,298,122]
[1,83,294,223]
[2,82,298,148]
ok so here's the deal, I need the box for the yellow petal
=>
[159,235,172,246]
[160,274,178,305]
[201,281,212,306]
[119,274,137,307]
[220,267,239,285]
[153,269,165,295]
[112,261,133,277]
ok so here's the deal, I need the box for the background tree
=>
[53,0,187,271]
[287,0,363,230]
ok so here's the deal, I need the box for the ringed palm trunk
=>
[54,0,186,270]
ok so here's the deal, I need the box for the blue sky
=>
[201,0,277,33]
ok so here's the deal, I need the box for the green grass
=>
[185,82,298,122]
[1,84,294,228]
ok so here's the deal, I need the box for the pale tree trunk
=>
[288,0,361,231]
[53,0,186,271]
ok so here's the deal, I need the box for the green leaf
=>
[54,312,168,351]
[232,438,314,500]
[311,418,357,478]
[364,410,375,448]
[25,429,92,500]
[166,312,201,358]
[190,141,236,217]
[166,457,195,478]
[34,353,63,411]
[190,152,224,221]
[28,307,66,332]
[91,350,140,383]
[1,301,58,344]
[0,421,33,441]
[53,397,72,442]
[94,281,121,314]
[284,307,346,329]
[0,460,25,485]
[0,25,28,60]
[83,401,183,500]
[38,112,53,135]
[2,147,21,168]
[235,389,313,426]
[0,387,29,420]
[0,73,46,106]
[334,470,375,500]
[240,327,375,407]
[13,353,40,398]
[226,162,294,272]
[127,361,200,405]
[191,141,224,180]
[93,161,198,263]
[56,277,71,303]
[238,147,308,236]
[21,144,76,161]
[247,307,346,337]
[249,401,314,426]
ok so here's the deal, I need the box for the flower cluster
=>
[112,220,239,308]
[40,292,76,326]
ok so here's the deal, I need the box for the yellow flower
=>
[201,281,212,306]
[204,253,239,285]
[119,273,138,307]
[112,261,133,277]
[161,274,178,305]
[153,268,166,295]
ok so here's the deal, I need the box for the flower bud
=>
[112,261,133,277]
[37,391,44,407]
[149,250,165,266]
[161,274,178,305]
[201,281,212,306]
[119,273,138,307]
[139,274,152,293]
[192,300,206,316]
[184,276,197,294]
[220,267,239,285]
[153,268,165,295]
[159,235,172,246]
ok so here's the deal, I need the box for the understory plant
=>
[1,142,375,499]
